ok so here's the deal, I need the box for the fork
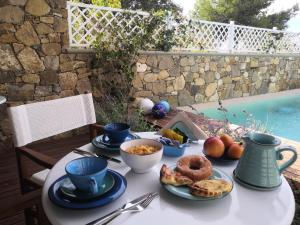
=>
[87,192,159,225]
[102,194,158,225]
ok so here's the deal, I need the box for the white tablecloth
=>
[42,132,295,225]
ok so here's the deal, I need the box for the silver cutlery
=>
[102,193,159,225]
[73,148,122,163]
[86,192,159,225]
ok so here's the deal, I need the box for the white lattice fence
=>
[173,20,230,51]
[234,25,300,53]
[67,1,300,54]
[275,32,300,53]
[67,2,149,47]
[234,25,272,52]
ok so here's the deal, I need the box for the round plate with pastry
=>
[160,155,233,201]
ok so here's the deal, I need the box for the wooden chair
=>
[0,189,49,225]
[7,93,103,224]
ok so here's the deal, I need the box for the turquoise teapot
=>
[234,132,297,190]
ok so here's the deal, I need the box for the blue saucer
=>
[60,173,115,201]
[48,170,127,209]
[92,133,139,152]
[100,133,139,147]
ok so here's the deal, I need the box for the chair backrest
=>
[8,93,96,147]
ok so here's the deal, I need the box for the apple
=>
[220,134,234,149]
[227,142,244,159]
[204,136,225,158]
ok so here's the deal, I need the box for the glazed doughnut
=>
[176,155,212,181]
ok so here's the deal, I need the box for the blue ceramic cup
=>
[102,123,130,143]
[65,157,108,194]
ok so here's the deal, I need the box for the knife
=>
[73,148,121,163]
[86,192,156,225]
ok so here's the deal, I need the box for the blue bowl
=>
[103,123,130,143]
[163,145,186,157]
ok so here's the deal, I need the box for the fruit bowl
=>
[205,154,238,163]
[203,135,244,162]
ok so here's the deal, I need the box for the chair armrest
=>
[89,123,104,141]
[0,189,41,219]
[16,146,57,169]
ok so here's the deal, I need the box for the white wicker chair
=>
[7,93,103,193]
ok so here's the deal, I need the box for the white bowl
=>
[120,139,163,173]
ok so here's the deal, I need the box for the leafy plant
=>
[121,0,182,13]
[92,0,121,8]
[92,10,177,96]
[94,95,155,132]
[192,0,299,30]
[71,0,121,7]
[91,10,179,130]
[261,32,284,53]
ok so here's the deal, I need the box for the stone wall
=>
[0,0,96,146]
[132,53,300,106]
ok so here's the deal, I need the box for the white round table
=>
[42,132,295,225]
[0,96,6,104]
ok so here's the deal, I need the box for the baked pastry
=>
[190,179,232,197]
[176,155,212,181]
[160,164,193,186]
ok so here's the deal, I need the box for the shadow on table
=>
[124,169,160,192]
[159,187,233,222]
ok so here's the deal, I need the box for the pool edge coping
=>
[178,89,300,112]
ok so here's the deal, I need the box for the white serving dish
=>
[120,139,163,173]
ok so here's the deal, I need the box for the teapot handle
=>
[275,145,298,174]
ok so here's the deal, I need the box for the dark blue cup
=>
[65,157,107,194]
[102,123,130,144]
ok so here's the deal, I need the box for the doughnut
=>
[176,155,212,181]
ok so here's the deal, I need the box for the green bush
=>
[94,95,155,132]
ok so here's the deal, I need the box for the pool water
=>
[201,94,300,142]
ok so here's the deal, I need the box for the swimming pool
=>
[201,94,300,142]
